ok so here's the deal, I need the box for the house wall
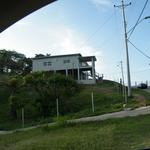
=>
[32,55,80,72]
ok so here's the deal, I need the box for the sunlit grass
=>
[1,115,150,150]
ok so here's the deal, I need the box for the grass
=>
[68,82,123,118]
[68,82,150,119]
[1,76,150,130]
[127,88,150,109]
[1,115,150,150]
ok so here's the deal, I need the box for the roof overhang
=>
[79,56,97,62]
[32,53,82,60]
[0,0,57,33]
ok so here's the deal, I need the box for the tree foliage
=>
[0,49,81,120]
[0,49,32,74]
[24,72,79,117]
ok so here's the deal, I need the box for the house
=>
[32,53,101,84]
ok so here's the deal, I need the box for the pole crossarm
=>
[114,2,131,9]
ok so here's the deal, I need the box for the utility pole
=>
[114,0,132,97]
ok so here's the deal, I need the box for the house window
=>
[47,62,52,66]
[43,62,47,66]
[43,62,52,66]
[64,59,70,63]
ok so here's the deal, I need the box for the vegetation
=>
[1,115,150,150]
[0,72,80,130]
[0,49,32,74]
[1,74,150,130]
[127,88,150,109]
[0,49,150,130]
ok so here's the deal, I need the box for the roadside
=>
[1,105,150,135]
[144,88,150,93]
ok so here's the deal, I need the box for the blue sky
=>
[0,0,150,85]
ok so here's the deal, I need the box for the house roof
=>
[79,56,97,62]
[32,53,82,60]
[0,0,56,32]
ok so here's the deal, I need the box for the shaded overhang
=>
[32,53,82,60]
[79,56,97,62]
[0,0,57,33]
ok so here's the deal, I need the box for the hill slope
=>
[0,75,150,130]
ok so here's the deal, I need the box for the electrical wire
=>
[92,9,121,50]
[129,40,150,59]
[79,12,115,50]
[128,0,149,39]
[132,68,150,74]
[128,40,150,59]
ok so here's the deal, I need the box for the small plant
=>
[112,103,123,110]
[53,116,68,127]
[41,124,51,132]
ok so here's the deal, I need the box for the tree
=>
[0,49,10,73]
[35,54,45,58]
[48,74,79,114]
[35,53,51,58]
[24,72,50,117]
[0,49,26,74]
[0,49,32,75]
[18,57,32,75]
[24,72,79,117]
[0,76,25,119]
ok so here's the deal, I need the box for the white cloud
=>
[46,26,102,57]
[90,0,112,10]
[0,23,103,56]
[0,22,104,73]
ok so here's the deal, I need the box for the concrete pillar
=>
[92,58,96,83]
[66,69,68,77]
[77,68,80,81]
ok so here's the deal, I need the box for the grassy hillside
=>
[69,80,150,118]
[0,74,150,130]
[1,115,150,150]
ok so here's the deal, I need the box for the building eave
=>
[32,53,82,60]
[79,56,97,62]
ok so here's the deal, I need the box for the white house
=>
[32,53,101,84]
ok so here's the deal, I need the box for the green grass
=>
[68,82,123,118]
[127,88,150,109]
[1,115,150,150]
[68,83,150,119]
[1,76,150,130]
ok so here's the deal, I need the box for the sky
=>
[0,0,150,85]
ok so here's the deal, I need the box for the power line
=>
[79,12,115,50]
[128,0,149,39]
[91,9,121,50]
[132,68,150,74]
[104,68,150,77]
[128,40,150,59]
